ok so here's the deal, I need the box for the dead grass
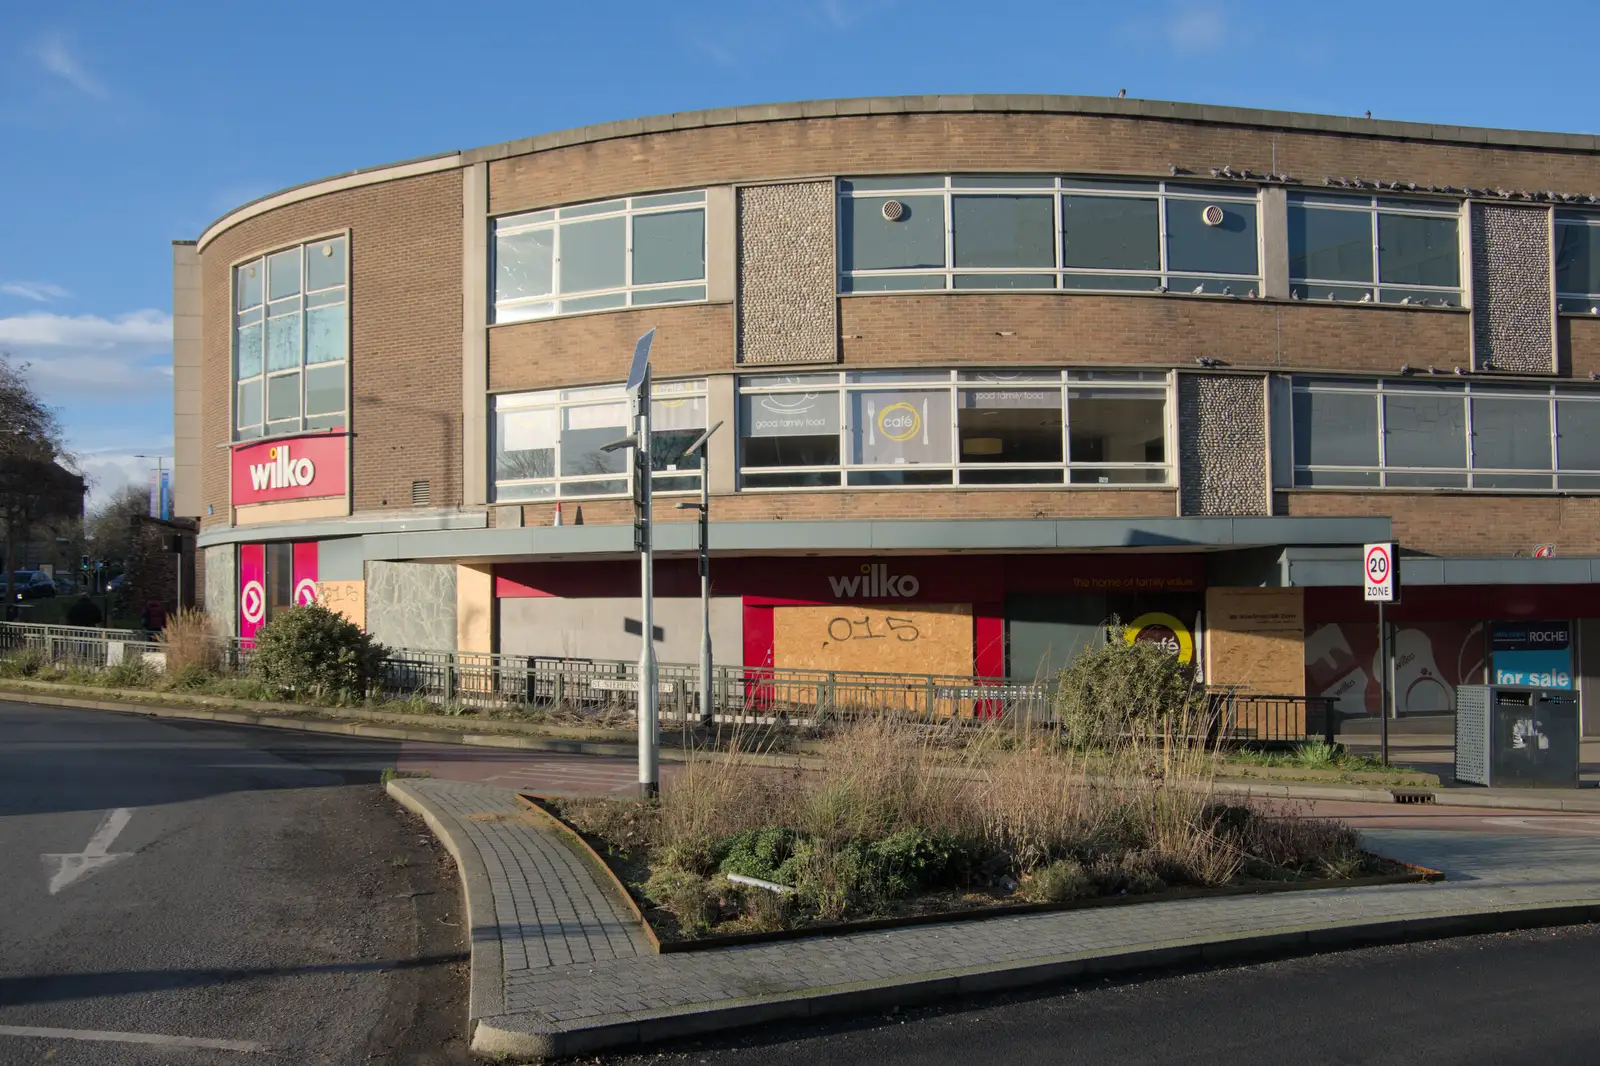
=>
[159,610,222,676]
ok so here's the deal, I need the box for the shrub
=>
[744,887,794,931]
[1055,621,1198,748]
[0,649,45,678]
[642,869,725,937]
[160,610,221,678]
[1023,858,1094,903]
[716,827,799,882]
[101,657,155,688]
[247,604,387,700]
[864,829,971,898]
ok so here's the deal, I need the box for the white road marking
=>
[41,807,135,894]
[0,1024,266,1052]
[1481,816,1600,835]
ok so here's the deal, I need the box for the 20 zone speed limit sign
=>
[1364,542,1395,602]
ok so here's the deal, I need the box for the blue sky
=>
[0,1,1582,508]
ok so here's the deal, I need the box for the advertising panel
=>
[1490,620,1573,690]
[1304,619,1488,715]
[230,433,348,506]
[239,543,266,645]
[292,542,320,606]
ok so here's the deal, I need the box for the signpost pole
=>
[1379,600,1389,768]
[1363,542,1396,768]
[623,329,658,799]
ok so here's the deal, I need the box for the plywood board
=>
[773,603,974,677]
[318,580,365,631]
[1205,587,1306,696]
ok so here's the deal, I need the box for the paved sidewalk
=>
[388,778,1600,1059]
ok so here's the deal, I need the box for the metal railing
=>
[0,621,1337,743]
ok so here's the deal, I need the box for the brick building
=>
[174,95,1600,731]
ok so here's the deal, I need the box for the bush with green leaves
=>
[1054,621,1198,748]
[247,603,387,700]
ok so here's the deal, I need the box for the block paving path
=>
[389,778,1600,1059]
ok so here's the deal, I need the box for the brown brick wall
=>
[200,171,462,527]
[1283,491,1600,556]
[489,112,1600,216]
[518,488,1175,527]
[1559,316,1600,379]
[489,303,733,393]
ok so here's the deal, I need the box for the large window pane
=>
[236,322,262,379]
[951,195,1054,269]
[1293,390,1379,468]
[265,312,301,371]
[266,373,300,421]
[1556,222,1600,296]
[236,380,262,431]
[305,304,345,365]
[304,364,345,418]
[1068,388,1166,464]
[1166,200,1258,276]
[1061,196,1159,271]
[560,400,629,478]
[850,389,952,466]
[1471,398,1551,471]
[1288,206,1373,282]
[650,393,707,472]
[267,249,301,299]
[236,261,262,310]
[496,228,554,301]
[843,195,945,271]
[739,392,840,468]
[1557,399,1600,470]
[1378,214,1459,287]
[958,387,1062,463]
[559,216,626,294]
[496,407,557,481]
[1383,392,1466,468]
[632,209,705,285]
[305,237,346,291]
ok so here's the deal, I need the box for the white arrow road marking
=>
[0,1024,266,1052]
[41,807,135,894]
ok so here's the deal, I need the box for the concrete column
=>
[705,185,736,304]
[707,374,737,494]
[172,242,203,519]
[461,163,490,507]
[1260,186,1289,300]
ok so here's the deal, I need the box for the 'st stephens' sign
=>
[231,433,348,505]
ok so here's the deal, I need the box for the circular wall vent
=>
[882,199,906,222]
[1201,204,1225,227]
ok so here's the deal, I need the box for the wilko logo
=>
[249,445,316,492]
[828,563,921,599]
[231,433,347,506]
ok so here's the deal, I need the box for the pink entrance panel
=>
[239,543,265,646]
[292,542,319,606]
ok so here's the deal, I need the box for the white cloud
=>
[0,309,172,400]
[1164,5,1227,54]
[1,282,71,303]
[34,35,109,100]
[77,448,170,513]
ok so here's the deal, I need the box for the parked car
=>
[105,573,128,594]
[10,571,56,599]
[53,574,79,596]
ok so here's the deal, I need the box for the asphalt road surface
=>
[0,701,473,1066]
[604,925,1600,1066]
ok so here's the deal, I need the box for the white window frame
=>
[1288,376,1600,491]
[492,378,709,502]
[1555,210,1600,313]
[491,192,708,324]
[837,176,1262,296]
[1287,193,1463,307]
[736,369,1174,491]
[231,232,349,443]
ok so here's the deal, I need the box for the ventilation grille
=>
[410,479,430,507]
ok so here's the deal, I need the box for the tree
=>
[0,354,83,602]
[86,484,176,617]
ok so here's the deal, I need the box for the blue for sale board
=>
[1490,620,1574,690]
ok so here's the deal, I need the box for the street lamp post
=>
[675,420,723,728]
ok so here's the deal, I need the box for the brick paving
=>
[395,779,1600,1054]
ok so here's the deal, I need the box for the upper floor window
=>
[233,236,347,441]
[1290,376,1600,491]
[738,369,1170,489]
[1287,193,1461,306]
[493,192,707,323]
[492,379,707,501]
[1555,211,1600,312]
[839,176,1259,296]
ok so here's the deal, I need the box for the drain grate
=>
[1390,789,1436,805]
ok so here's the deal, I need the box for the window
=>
[840,176,1259,295]
[738,370,1170,489]
[1555,212,1600,312]
[1289,377,1600,491]
[1288,194,1461,306]
[492,379,707,501]
[233,236,348,440]
[492,192,706,322]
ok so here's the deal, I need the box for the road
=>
[0,701,472,1066]
[602,925,1600,1065]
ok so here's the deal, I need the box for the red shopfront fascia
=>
[230,431,348,507]
[496,554,1206,679]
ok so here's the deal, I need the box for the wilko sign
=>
[231,433,347,505]
[827,563,921,599]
